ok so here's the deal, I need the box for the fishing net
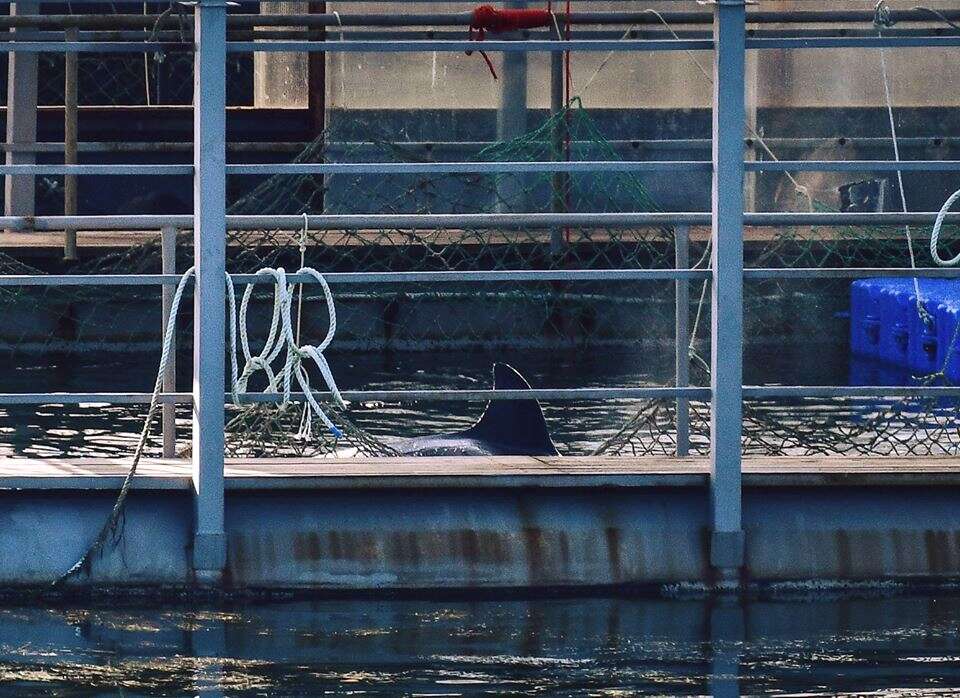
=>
[3,98,960,458]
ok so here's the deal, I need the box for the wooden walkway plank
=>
[0,455,959,490]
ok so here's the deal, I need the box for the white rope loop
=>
[57,262,344,584]
[226,265,344,438]
[931,188,960,267]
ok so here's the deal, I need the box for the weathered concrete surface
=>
[0,491,193,585]
[0,465,959,590]
[224,488,709,589]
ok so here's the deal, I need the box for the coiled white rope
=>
[56,263,343,584]
[931,188,960,267]
[227,265,345,440]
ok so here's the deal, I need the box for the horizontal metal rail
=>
[0,387,711,405]
[0,160,953,178]
[226,35,960,53]
[2,212,960,232]
[746,160,960,173]
[745,35,960,50]
[5,384,960,406]
[1,9,957,29]
[0,164,191,176]
[0,269,712,286]
[224,161,711,176]
[1,35,948,55]
[0,41,181,53]
[744,212,960,226]
[742,268,960,280]
[743,386,960,399]
[225,39,715,53]
[0,37,699,55]
[4,27,958,45]
[3,136,959,155]
[7,268,960,287]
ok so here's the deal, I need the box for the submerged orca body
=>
[392,363,559,456]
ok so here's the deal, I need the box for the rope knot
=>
[467,5,553,80]
[873,0,895,29]
[470,5,551,34]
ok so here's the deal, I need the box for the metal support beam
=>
[191,0,227,583]
[709,0,745,583]
[64,26,79,261]
[549,49,568,255]
[674,224,690,457]
[743,45,758,213]
[4,2,38,220]
[161,225,178,459]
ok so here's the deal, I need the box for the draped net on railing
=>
[3,101,960,458]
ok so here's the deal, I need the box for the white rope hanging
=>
[227,264,345,440]
[930,188,960,267]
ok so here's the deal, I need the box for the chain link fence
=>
[3,100,960,457]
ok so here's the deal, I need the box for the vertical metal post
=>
[161,225,177,459]
[549,50,566,255]
[4,2,39,219]
[743,49,759,213]
[192,0,227,582]
[709,0,745,582]
[495,0,528,213]
[675,224,690,457]
[64,26,79,261]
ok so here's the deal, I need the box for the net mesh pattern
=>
[2,101,960,458]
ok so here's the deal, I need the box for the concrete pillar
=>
[5,2,39,218]
[254,2,309,108]
[495,0,528,212]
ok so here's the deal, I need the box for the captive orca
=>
[390,363,559,457]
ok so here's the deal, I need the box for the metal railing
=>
[1,0,959,579]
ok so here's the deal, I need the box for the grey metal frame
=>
[1,0,957,582]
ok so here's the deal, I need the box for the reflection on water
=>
[1,594,960,695]
[0,345,856,458]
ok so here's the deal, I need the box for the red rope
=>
[466,5,552,80]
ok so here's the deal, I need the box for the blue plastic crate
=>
[850,278,960,381]
[850,278,912,360]
[936,297,960,382]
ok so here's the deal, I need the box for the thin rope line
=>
[877,25,930,326]
[296,212,309,345]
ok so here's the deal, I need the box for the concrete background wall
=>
[318,0,960,111]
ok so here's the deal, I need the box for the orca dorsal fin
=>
[460,363,559,456]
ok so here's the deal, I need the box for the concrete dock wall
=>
[1,480,958,590]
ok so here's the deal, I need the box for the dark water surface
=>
[0,345,852,458]
[2,594,960,696]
